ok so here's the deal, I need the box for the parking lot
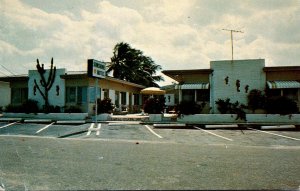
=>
[0,121,299,147]
[0,121,299,190]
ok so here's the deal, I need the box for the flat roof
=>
[0,72,146,89]
[0,75,28,82]
[162,69,212,75]
[60,72,146,88]
[263,66,300,72]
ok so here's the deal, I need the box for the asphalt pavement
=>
[0,122,299,190]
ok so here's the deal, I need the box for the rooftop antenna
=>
[222,29,244,61]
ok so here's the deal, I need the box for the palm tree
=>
[107,42,163,87]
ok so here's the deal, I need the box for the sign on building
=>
[87,59,106,79]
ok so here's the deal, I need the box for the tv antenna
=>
[222,29,244,60]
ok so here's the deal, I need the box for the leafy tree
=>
[107,42,163,87]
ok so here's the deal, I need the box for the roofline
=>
[60,73,146,88]
[264,66,300,72]
[0,75,28,82]
[162,69,213,75]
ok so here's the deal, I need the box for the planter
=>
[95,113,112,121]
[177,114,300,125]
[2,112,88,120]
[148,114,163,122]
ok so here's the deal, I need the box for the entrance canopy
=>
[140,87,166,95]
[175,83,209,90]
[267,81,300,89]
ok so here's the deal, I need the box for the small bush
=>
[176,101,203,115]
[215,98,247,121]
[97,98,114,114]
[45,105,61,113]
[215,98,232,114]
[4,104,22,112]
[247,89,266,113]
[143,97,165,114]
[265,96,298,115]
[64,105,82,113]
[21,99,39,113]
[5,99,39,113]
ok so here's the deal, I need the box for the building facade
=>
[0,69,145,114]
[162,59,300,113]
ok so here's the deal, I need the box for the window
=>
[283,89,298,101]
[182,90,195,102]
[77,87,87,104]
[66,86,88,104]
[133,94,140,105]
[11,88,28,104]
[89,87,101,103]
[196,90,210,102]
[121,92,126,105]
[103,89,109,99]
[66,87,76,103]
[115,91,120,107]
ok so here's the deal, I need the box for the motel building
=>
[0,63,146,114]
[0,58,299,115]
[162,59,300,114]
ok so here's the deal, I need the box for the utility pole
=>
[222,29,243,61]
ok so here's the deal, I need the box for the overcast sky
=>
[1,0,299,85]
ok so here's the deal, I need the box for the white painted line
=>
[261,125,295,130]
[194,126,233,141]
[153,123,186,127]
[87,123,94,136]
[96,123,101,136]
[36,122,55,134]
[0,122,18,129]
[248,127,300,141]
[144,125,163,139]
[205,124,238,129]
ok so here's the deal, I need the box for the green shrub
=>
[176,101,203,115]
[64,105,82,113]
[215,98,247,121]
[143,97,165,114]
[247,89,266,113]
[5,99,39,113]
[4,104,22,112]
[97,98,114,114]
[215,98,232,114]
[265,96,298,115]
[21,99,39,113]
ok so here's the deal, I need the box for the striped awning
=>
[267,81,300,89]
[176,83,209,90]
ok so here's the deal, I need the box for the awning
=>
[176,83,209,90]
[267,81,300,89]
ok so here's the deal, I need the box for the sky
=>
[1,0,299,86]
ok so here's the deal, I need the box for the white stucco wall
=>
[165,94,175,106]
[0,81,10,108]
[210,59,266,113]
[28,68,66,108]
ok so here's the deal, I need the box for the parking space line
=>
[87,123,94,136]
[36,122,55,134]
[96,124,101,136]
[0,122,18,129]
[247,127,300,141]
[194,126,233,141]
[144,125,163,139]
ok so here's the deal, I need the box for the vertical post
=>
[231,31,233,60]
[95,78,98,125]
